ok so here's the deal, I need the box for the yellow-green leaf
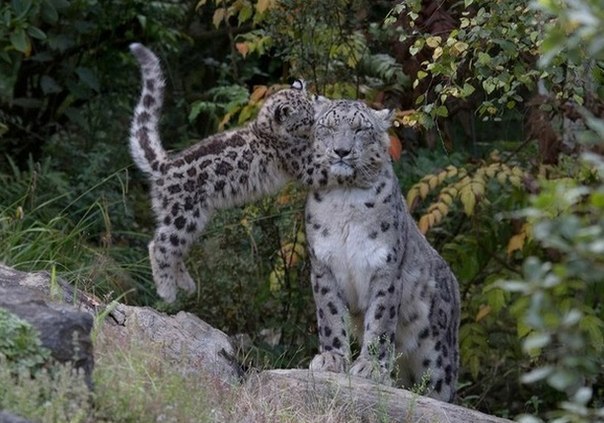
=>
[213,8,225,28]
[426,36,442,48]
[256,0,273,13]
[460,188,476,216]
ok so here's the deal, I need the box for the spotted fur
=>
[129,43,329,302]
[306,100,460,402]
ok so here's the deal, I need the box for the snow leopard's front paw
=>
[350,357,393,386]
[309,351,347,373]
[176,263,196,295]
[148,241,177,303]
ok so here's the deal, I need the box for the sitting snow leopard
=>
[129,43,332,303]
[305,100,460,402]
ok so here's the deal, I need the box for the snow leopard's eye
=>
[354,126,370,134]
[274,104,293,124]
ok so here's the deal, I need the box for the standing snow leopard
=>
[305,100,460,402]
[129,43,332,303]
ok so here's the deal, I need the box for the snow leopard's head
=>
[255,80,318,141]
[312,100,393,182]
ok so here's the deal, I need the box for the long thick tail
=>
[129,43,167,176]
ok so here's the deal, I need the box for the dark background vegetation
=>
[1,0,603,421]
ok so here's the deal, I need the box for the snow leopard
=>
[305,99,460,402]
[129,43,332,303]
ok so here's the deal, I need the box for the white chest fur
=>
[306,187,392,313]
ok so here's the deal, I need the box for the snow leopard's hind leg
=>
[148,204,208,302]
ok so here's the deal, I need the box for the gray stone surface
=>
[0,411,34,423]
[100,304,243,382]
[0,283,94,388]
[0,263,242,385]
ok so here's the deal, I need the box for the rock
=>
[247,369,514,423]
[0,411,34,423]
[0,284,94,388]
[99,304,243,382]
[0,263,242,385]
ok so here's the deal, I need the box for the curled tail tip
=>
[129,42,145,56]
[129,42,158,67]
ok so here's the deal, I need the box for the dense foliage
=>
[0,308,50,373]
[1,0,602,421]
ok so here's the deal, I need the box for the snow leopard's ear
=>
[291,79,306,91]
[274,104,293,124]
[312,94,332,120]
[373,108,394,131]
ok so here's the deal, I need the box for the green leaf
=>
[523,333,551,352]
[521,366,553,384]
[547,369,577,391]
[482,78,496,94]
[435,105,448,117]
[10,29,30,54]
[11,0,32,18]
[27,26,47,40]
[41,0,59,24]
[238,3,252,24]
[75,67,100,92]
[188,100,217,122]
[40,75,62,94]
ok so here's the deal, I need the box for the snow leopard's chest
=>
[305,185,397,312]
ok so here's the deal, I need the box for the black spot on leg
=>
[327,302,338,315]
[313,223,321,230]
[324,326,332,337]
[387,284,395,294]
[332,337,342,349]
[374,305,385,320]
[380,222,390,232]
[169,234,180,246]
[324,345,333,352]
[163,216,172,225]
[184,197,195,211]
[313,192,323,202]
[186,222,197,233]
[434,379,443,393]
[389,306,396,319]
[369,231,378,240]
[375,290,386,297]
[364,202,374,208]
[320,286,330,295]
[321,228,329,237]
[214,180,226,192]
[174,216,186,230]
[419,328,430,339]
[445,365,453,384]
[423,359,431,368]
[313,283,319,293]
[318,308,324,319]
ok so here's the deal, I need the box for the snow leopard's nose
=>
[334,148,351,158]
